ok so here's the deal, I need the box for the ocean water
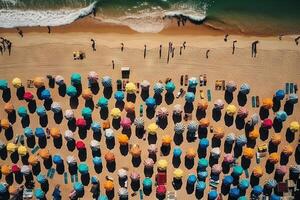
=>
[0,0,300,34]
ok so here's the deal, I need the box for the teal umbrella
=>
[73,182,84,192]
[71,73,81,85]
[276,111,288,122]
[185,92,195,103]
[36,106,47,117]
[34,188,45,199]
[24,127,33,137]
[66,85,77,97]
[232,165,243,177]
[187,174,197,185]
[81,107,92,119]
[37,174,47,184]
[208,190,218,200]
[143,177,152,188]
[196,181,206,191]
[78,163,89,174]
[91,122,101,133]
[0,183,7,194]
[198,158,208,170]
[239,179,249,190]
[97,97,108,108]
[98,194,109,200]
[165,81,175,93]
[17,106,28,118]
[0,80,8,90]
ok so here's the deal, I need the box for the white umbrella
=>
[66,156,76,166]
[88,71,99,83]
[118,169,127,179]
[90,140,100,151]
[64,109,74,120]
[64,130,74,141]
[134,117,144,129]
[211,147,221,158]
[0,140,5,150]
[21,165,31,175]
[55,75,64,86]
[141,80,150,90]
[51,102,62,113]
[173,104,183,115]
[148,144,157,154]
[248,113,260,126]
[118,187,128,197]
[105,128,114,138]
[174,123,185,134]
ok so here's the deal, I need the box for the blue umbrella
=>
[35,128,45,138]
[287,93,298,104]
[270,194,280,200]
[102,76,112,87]
[239,179,249,190]
[275,90,285,100]
[145,97,156,108]
[91,122,101,133]
[53,155,63,165]
[196,181,206,191]
[223,175,234,186]
[17,106,28,118]
[252,185,263,196]
[24,127,33,137]
[187,174,197,185]
[71,73,81,85]
[34,188,45,199]
[41,89,51,100]
[0,80,8,90]
[187,121,198,133]
[0,183,7,194]
[185,92,195,103]
[208,190,218,200]
[98,195,109,200]
[97,97,108,108]
[153,83,164,94]
[276,111,288,122]
[197,171,208,180]
[37,174,47,184]
[165,81,175,93]
[236,135,247,147]
[143,178,152,188]
[188,78,198,88]
[173,147,182,157]
[240,83,250,95]
[229,188,240,198]
[36,106,47,117]
[225,133,236,144]
[114,91,124,101]
[91,176,99,184]
[73,182,84,192]
[199,138,209,149]
[198,158,208,170]
[266,179,277,188]
[93,157,102,166]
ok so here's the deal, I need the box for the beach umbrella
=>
[118,169,128,179]
[262,98,273,109]
[248,113,259,127]
[225,133,236,144]
[275,90,285,100]
[270,194,280,200]
[276,111,288,121]
[4,102,14,113]
[23,91,34,101]
[73,182,84,192]
[252,185,263,196]
[214,99,224,110]
[156,185,167,195]
[173,104,183,115]
[91,122,101,133]
[197,100,208,111]
[239,179,249,190]
[208,190,218,200]
[105,128,114,139]
[1,165,11,176]
[130,172,141,181]
[12,77,22,88]
[141,80,150,90]
[78,163,89,174]
[157,159,168,170]
[33,77,44,88]
[174,122,185,134]
[268,153,279,164]
[55,75,64,86]
[143,158,155,168]
[114,91,124,101]
[173,169,184,179]
[50,127,61,139]
[185,92,195,103]
[6,142,17,153]
[212,164,222,174]
[98,195,109,200]
[145,97,156,108]
[187,121,198,133]
[0,118,10,130]
[0,80,8,90]
[103,180,114,191]
[130,144,142,157]
[226,104,237,116]
[125,82,136,93]
[143,178,152,188]
[243,147,254,159]
[187,174,197,185]
[153,82,164,94]
[188,77,198,88]
[229,188,240,198]
[223,153,234,163]
[120,117,132,129]
[118,187,128,198]
[186,148,196,159]
[34,188,45,199]
[102,76,112,87]
[148,123,158,135]
[71,73,81,85]
[287,93,298,104]
[196,181,206,191]
[17,145,27,156]
[104,152,115,162]
[76,140,86,150]
[36,106,46,117]
[237,107,249,118]
[117,134,129,145]
[290,165,300,174]
[282,145,293,156]
[226,81,237,93]
[97,97,108,109]
[173,147,182,157]
[223,175,234,186]
[81,107,92,119]
[21,165,31,175]
[66,156,76,166]
[252,166,263,177]
[51,102,62,113]
[0,140,5,150]
[66,85,77,97]
[87,71,99,83]
[211,147,221,158]
[76,118,86,128]
[41,89,51,100]
[134,117,144,128]
[148,144,158,154]
[232,165,243,177]
[39,149,50,160]
[198,158,209,170]
[265,179,277,189]
[262,118,273,129]
[157,107,169,118]
[28,155,39,166]
[91,176,99,184]
[276,165,288,175]
[90,140,100,151]
[239,83,250,95]
[8,185,18,196]
[199,118,210,128]
[197,171,208,180]
[64,109,74,120]
[37,174,47,184]
[289,121,300,133]
[82,88,93,100]
[236,135,247,146]
[125,102,135,113]
[248,129,259,140]
[17,106,27,118]
[93,157,102,166]
[165,81,175,93]
[199,138,209,149]
[162,135,172,146]
[64,130,74,141]
[271,134,281,145]
[213,127,225,139]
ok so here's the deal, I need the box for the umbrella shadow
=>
[235,116,245,130]
[44,98,53,110]
[54,111,63,124]
[221,183,230,195]
[106,161,116,172]
[224,114,234,127]
[131,180,140,191]
[259,107,269,120]
[284,102,294,115]
[4,127,14,140]
[58,84,66,97]
[0,148,8,160]
[67,140,75,152]
[157,118,168,130]
[222,162,230,174]
[212,138,221,148]
[43,156,53,169]
[265,161,275,174]
[112,118,121,130]
[212,108,222,122]
[198,127,208,139]
[135,127,145,139]
[67,119,77,132]
[272,97,281,112]
[233,145,243,158]
[186,182,194,194]
[26,136,36,148]
[69,97,79,109]
[93,130,102,141]
[15,172,24,184]
[272,118,282,133]
[250,174,259,187]
[78,128,87,139]
[2,88,11,102]
[38,137,47,148]
[259,127,269,141]
[197,147,207,158]
[85,99,94,110]
[8,110,16,124]
[106,189,114,200]
[115,101,125,111]
[196,109,206,120]
[195,191,204,199]
[90,83,99,95]
[154,93,162,105]
[53,136,62,149]
[74,84,82,97]
[225,91,233,103]
[28,100,37,113]
[5,173,13,185]
[94,164,103,174]
[48,77,55,88]
[144,167,153,178]
[100,108,108,120]
[141,90,149,101]
[184,102,194,114]
[39,115,48,127]
[36,86,45,100]
[160,146,170,156]
[241,156,251,169]
[143,187,152,196]
[172,114,181,123]
[146,107,155,119]
[237,92,247,106]
[21,115,30,128]
[81,173,90,186]
[184,157,194,169]
[224,142,233,153]
[78,149,87,161]
[106,138,115,150]
[10,151,19,163]
[120,145,129,156]
[56,162,65,175]
[32,162,41,176]
[16,86,25,100]
[127,93,136,103]
[103,86,112,99]
[285,128,295,143]
[165,93,174,105]
[172,179,182,190]
[41,181,49,193]
[172,156,181,168]
[268,141,278,154]
[173,134,183,145]
[148,134,157,144]
[280,153,289,165]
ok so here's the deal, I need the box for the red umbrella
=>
[76,140,86,150]
[76,118,86,128]
[156,185,166,195]
[23,92,34,101]
[12,164,20,174]
[262,119,273,129]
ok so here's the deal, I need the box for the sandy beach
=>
[0,19,300,200]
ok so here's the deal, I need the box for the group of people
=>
[0,37,12,56]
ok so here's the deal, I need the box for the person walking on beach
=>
[224,34,229,42]
[7,41,12,56]
[183,41,186,49]
[91,39,96,51]
[47,26,51,34]
[206,49,210,59]
[144,45,147,58]
[172,47,175,58]
[180,46,182,55]
[232,40,237,54]
[0,37,5,51]
[295,36,300,45]
[121,43,124,51]
[112,60,115,70]
[251,40,259,57]
[159,45,162,59]
[17,28,23,37]
[92,7,97,17]
[0,45,3,55]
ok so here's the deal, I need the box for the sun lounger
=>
[290,83,294,94]
[166,191,177,200]
[64,172,68,184]
[23,188,33,199]
[199,75,204,86]
[200,90,205,99]
[31,145,40,154]
[209,180,218,188]
[48,168,55,179]
[184,75,188,86]
[207,89,212,101]
[256,96,260,107]
[47,168,52,177]
[285,83,289,94]
[203,74,207,86]
[180,75,183,86]
[252,96,256,108]
[139,189,144,200]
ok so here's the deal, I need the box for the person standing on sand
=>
[159,45,162,59]
[47,26,51,34]
[224,34,229,42]
[172,47,175,58]
[17,28,23,37]
[121,43,124,51]
[0,45,3,55]
[92,7,96,17]
[206,49,210,59]
[144,45,146,58]
[252,40,259,58]
[91,39,96,51]
[112,60,115,70]
[232,40,237,55]
[7,41,11,56]
[183,41,186,49]
[0,37,5,51]
[295,36,300,45]
[180,46,182,55]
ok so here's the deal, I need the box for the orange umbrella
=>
[162,135,172,146]
[213,127,225,139]
[28,155,39,166]
[104,152,115,162]
[50,127,61,139]
[197,100,208,110]
[268,153,279,164]
[248,129,259,140]
[117,134,129,145]
[130,144,142,157]
[271,134,282,145]
[243,147,254,159]
[33,77,45,88]
[0,118,10,130]
[199,118,210,128]
[186,148,196,159]
[4,102,14,113]
[252,166,264,177]
[262,98,273,109]
[81,88,93,100]
[104,180,114,191]
[282,145,293,156]
[1,165,11,176]
[39,149,51,160]
[125,102,135,113]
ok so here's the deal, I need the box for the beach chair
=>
[203,74,207,86]
[285,83,289,94]
[180,75,183,86]
[139,189,144,200]
[256,96,260,107]
[199,75,204,86]
[209,179,218,188]
[166,191,177,200]
[47,168,52,178]
[290,82,294,94]
[71,174,75,183]
[64,172,68,184]
[75,173,79,182]
[26,80,34,88]
[207,89,212,102]
[19,135,25,145]
[31,145,40,154]
[252,96,256,108]
[49,168,56,179]
[116,79,122,91]
[184,75,188,86]
[200,90,205,99]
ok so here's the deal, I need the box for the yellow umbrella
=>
[12,77,22,88]
[148,123,158,135]
[104,180,114,191]
[197,100,208,110]
[226,104,237,116]
[81,88,93,100]
[110,108,121,119]
[117,134,129,145]
[4,102,14,113]
[268,153,279,164]
[33,77,45,88]
[271,134,282,145]
[125,102,135,113]
[28,155,39,166]
[1,118,10,130]
[186,148,196,159]
[262,98,273,109]
[125,82,136,94]
[243,147,254,159]
[252,166,264,177]
[282,145,293,156]
[7,142,17,153]
[289,121,300,133]
[1,164,11,176]
[213,127,225,139]
[17,145,27,156]
[248,129,259,140]
[39,149,51,160]
[130,144,142,157]
[173,168,184,179]
[157,159,168,170]
[50,127,61,139]
[162,135,172,146]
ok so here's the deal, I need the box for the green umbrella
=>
[97,97,108,108]
[81,107,92,119]
[71,73,81,85]
[17,106,28,118]
[66,85,77,97]
[0,80,8,90]
[78,163,89,174]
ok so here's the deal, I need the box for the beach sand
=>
[0,19,300,199]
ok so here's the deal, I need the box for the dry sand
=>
[0,21,300,200]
